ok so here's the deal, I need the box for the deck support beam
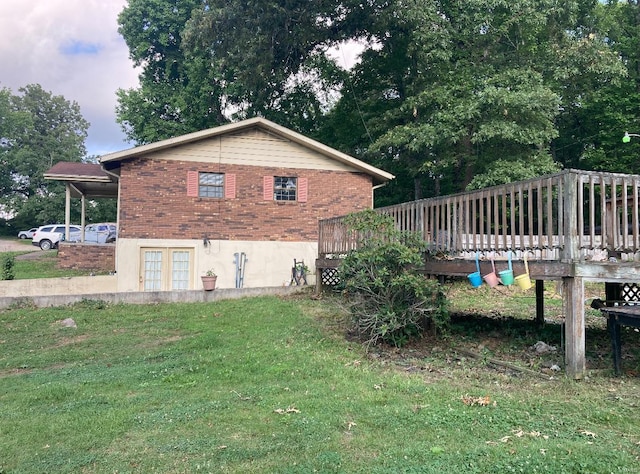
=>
[563,276,585,379]
[535,280,544,325]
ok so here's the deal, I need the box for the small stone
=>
[59,318,77,328]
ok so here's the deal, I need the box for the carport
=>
[44,162,119,241]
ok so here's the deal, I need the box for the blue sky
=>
[0,0,139,157]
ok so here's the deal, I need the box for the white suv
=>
[32,224,82,250]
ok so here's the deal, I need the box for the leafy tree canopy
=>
[116,0,637,205]
[328,0,627,200]
[0,84,89,226]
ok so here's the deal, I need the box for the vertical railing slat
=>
[527,182,534,249]
[501,191,507,250]
[510,185,516,251]
[493,189,499,250]
[546,177,553,250]
[631,177,639,252]
[536,180,543,249]
[622,178,629,250]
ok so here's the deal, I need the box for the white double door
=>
[140,248,194,291]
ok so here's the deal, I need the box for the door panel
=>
[143,250,163,291]
[171,250,191,290]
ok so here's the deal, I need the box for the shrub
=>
[1,254,15,280]
[337,210,448,347]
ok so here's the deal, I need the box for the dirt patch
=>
[365,310,640,380]
[51,334,90,348]
[15,250,54,260]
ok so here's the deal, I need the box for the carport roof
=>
[44,162,118,198]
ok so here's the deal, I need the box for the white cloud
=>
[0,0,139,156]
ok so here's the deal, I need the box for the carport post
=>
[80,194,86,242]
[65,183,71,240]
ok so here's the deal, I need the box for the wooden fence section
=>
[318,169,640,262]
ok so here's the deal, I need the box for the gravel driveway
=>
[0,239,38,253]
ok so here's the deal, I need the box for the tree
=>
[116,0,227,144]
[183,0,349,133]
[117,0,353,142]
[0,84,89,225]
[553,1,640,175]
[323,0,626,202]
[115,0,633,206]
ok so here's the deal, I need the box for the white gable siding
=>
[148,129,356,172]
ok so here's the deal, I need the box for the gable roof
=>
[100,117,394,186]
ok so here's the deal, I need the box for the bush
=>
[1,254,16,280]
[337,210,448,347]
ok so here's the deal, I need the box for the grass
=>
[1,290,639,473]
[0,238,88,279]
[3,250,88,279]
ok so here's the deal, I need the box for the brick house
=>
[49,118,393,291]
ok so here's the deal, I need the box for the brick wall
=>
[57,243,115,272]
[118,159,373,241]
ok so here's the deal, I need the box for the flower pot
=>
[201,275,217,291]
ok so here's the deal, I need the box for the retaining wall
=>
[0,281,309,309]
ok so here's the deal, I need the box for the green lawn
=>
[1,292,639,473]
[0,237,89,279]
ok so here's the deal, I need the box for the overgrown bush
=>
[337,210,448,347]
[1,254,16,280]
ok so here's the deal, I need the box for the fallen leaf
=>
[462,394,492,406]
[580,430,597,438]
[274,406,300,414]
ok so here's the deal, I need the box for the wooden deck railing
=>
[318,169,640,261]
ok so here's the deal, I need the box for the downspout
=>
[372,182,387,207]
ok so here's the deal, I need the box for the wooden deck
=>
[317,169,640,379]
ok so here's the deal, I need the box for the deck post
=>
[563,275,585,379]
[315,268,322,296]
[535,280,544,325]
[562,171,580,262]
[561,171,586,379]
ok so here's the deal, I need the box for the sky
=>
[0,1,364,160]
[0,0,139,157]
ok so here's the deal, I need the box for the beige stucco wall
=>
[115,238,317,292]
[0,275,117,298]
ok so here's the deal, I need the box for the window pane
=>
[171,251,190,290]
[199,172,224,198]
[274,176,296,201]
[144,251,162,291]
